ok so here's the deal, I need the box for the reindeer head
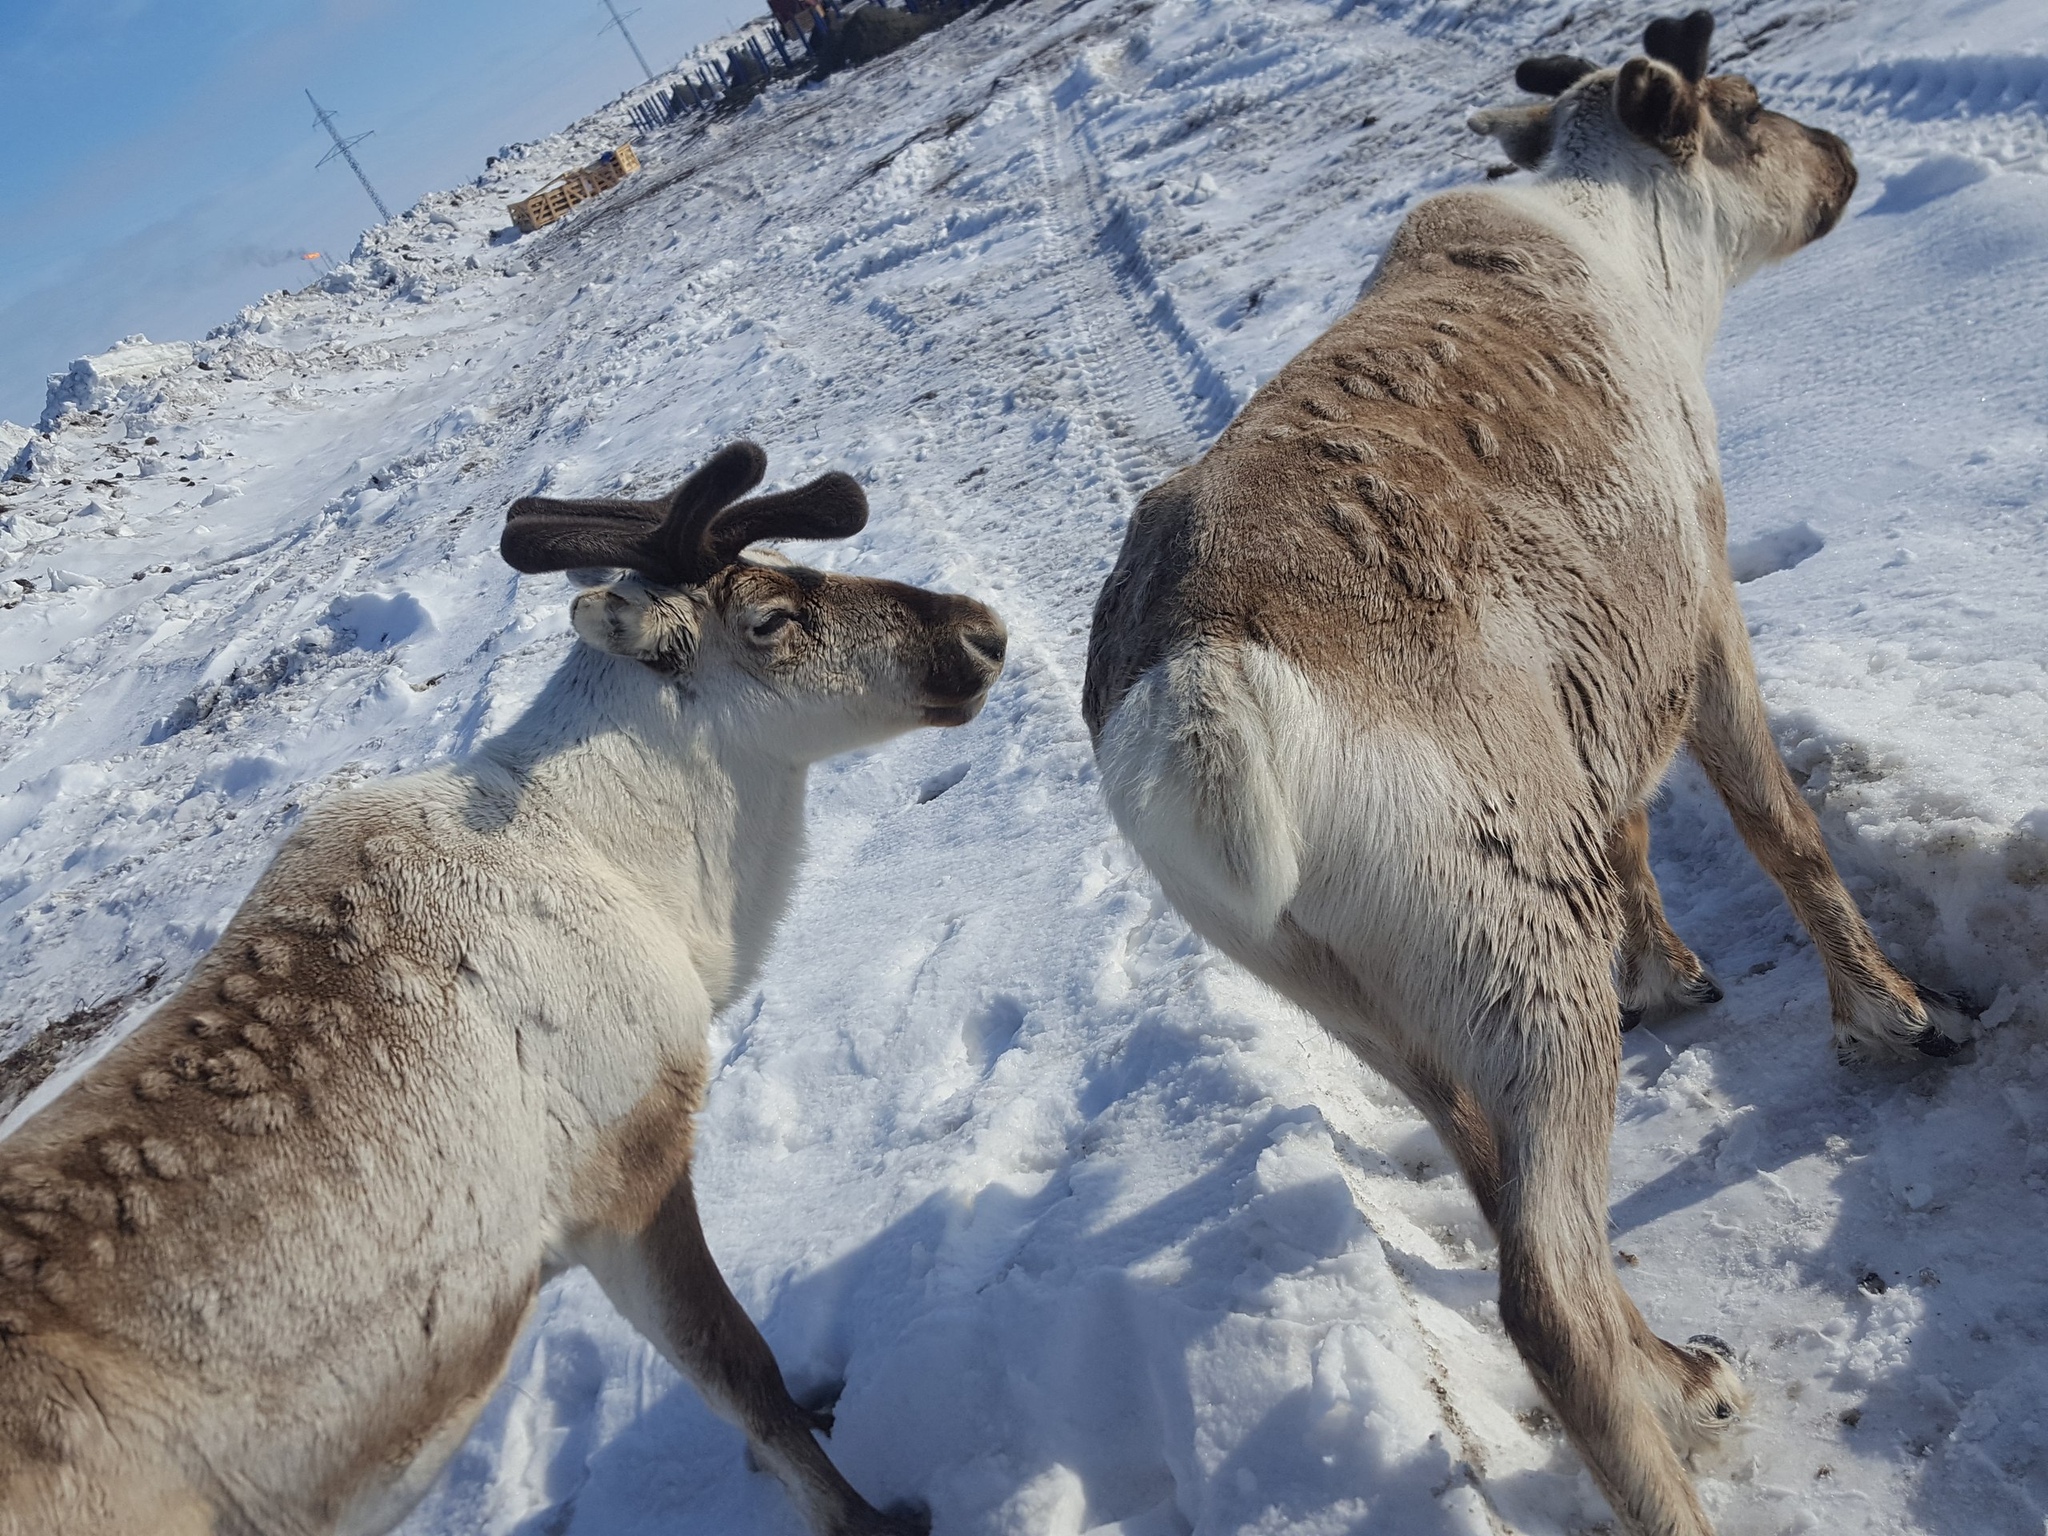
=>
[1470,10,1857,278]
[502,442,1007,759]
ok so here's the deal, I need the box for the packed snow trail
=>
[2,0,2047,1532]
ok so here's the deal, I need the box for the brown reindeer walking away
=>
[1084,12,1972,1533]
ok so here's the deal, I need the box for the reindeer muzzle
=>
[912,592,1006,726]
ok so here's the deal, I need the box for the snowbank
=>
[40,334,198,428]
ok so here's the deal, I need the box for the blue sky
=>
[0,0,742,426]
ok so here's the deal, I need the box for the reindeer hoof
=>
[1916,982,1980,1016]
[1912,982,1978,1058]
[1836,981,1979,1063]
[798,1378,845,1436]
[1681,973,1724,1008]
[1619,968,1721,1035]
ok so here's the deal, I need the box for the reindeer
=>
[1083,12,1972,1533]
[0,442,1004,1536]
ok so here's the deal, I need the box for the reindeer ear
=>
[1515,55,1598,96]
[1644,9,1714,84]
[1467,102,1557,170]
[1615,56,1702,149]
[571,581,701,673]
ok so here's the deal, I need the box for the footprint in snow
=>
[1727,521,1824,583]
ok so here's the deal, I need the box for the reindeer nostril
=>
[962,627,1007,670]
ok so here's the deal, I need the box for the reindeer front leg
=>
[577,1178,927,1536]
[1686,581,1972,1059]
[577,1179,929,1531]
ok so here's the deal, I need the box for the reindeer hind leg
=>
[1474,971,1731,1534]
[1610,802,1722,1033]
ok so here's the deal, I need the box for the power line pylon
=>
[306,90,392,224]
[600,0,658,84]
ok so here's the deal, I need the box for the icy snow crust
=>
[2,0,2047,1530]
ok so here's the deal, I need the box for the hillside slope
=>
[3,1,2046,1532]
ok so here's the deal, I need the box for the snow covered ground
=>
[3,0,2047,1530]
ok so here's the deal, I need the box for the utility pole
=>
[306,91,392,223]
[600,0,658,84]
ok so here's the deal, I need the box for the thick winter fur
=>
[1085,16,1964,1536]
[0,548,1005,1536]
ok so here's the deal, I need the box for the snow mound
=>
[1866,151,1995,214]
[1727,520,1825,583]
[327,590,436,650]
[41,334,197,428]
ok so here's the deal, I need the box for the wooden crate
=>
[508,175,587,233]
[508,145,639,233]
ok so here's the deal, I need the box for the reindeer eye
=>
[1744,102,1764,127]
[749,611,794,640]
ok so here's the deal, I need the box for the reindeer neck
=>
[1505,161,1730,372]
[470,644,809,1008]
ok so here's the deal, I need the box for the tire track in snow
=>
[596,22,1536,1520]
[1815,53,2048,121]
[1002,45,1539,1523]
[1030,74,1229,504]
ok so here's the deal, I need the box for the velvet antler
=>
[1515,54,1599,96]
[1513,10,1714,99]
[501,441,868,586]
[1643,9,1714,84]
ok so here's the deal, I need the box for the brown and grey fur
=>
[1083,13,1964,1535]
[0,454,1006,1536]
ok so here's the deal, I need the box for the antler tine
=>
[499,441,769,581]
[1643,9,1714,83]
[656,440,769,531]
[1515,54,1599,97]
[673,472,870,583]
[500,499,662,574]
[497,443,865,585]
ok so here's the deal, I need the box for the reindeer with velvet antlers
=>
[1085,11,1972,1534]
[0,443,1002,1536]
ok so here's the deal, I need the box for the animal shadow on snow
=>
[426,767,2046,1534]
[444,1100,1501,1533]
[746,1100,1488,1534]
